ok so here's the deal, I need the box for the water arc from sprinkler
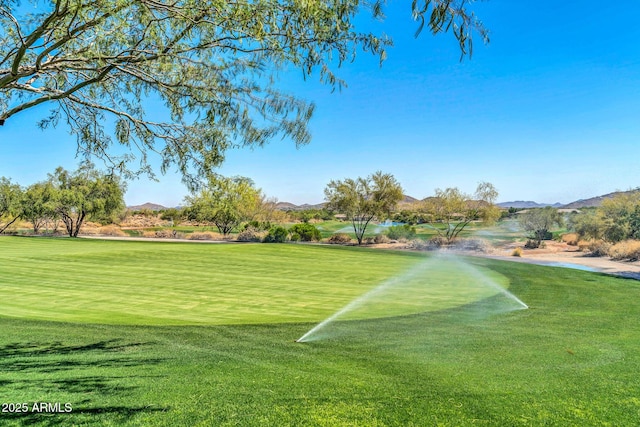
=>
[296,252,527,343]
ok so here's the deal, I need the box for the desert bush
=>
[453,238,490,252]
[561,233,579,245]
[512,247,523,257]
[586,240,611,257]
[242,220,272,231]
[289,223,321,242]
[524,239,540,249]
[263,226,288,243]
[326,233,352,244]
[373,234,390,244]
[385,224,416,240]
[608,240,640,261]
[97,225,126,237]
[429,236,448,248]
[577,240,591,252]
[187,231,223,241]
[159,208,183,222]
[237,227,265,242]
[143,229,186,239]
[407,238,440,251]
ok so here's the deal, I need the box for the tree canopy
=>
[49,163,126,237]
[186,174,264,236]
[422,181,499,243]
[325,171,403,244]
[519,207,563,248]
[0,0,486,186]
[0,177,22,233]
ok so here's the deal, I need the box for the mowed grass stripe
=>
[0,237,508,325]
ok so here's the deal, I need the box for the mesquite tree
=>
[0,0,486,186]
[0,177,22,233]
[422,182,500,243]
[325,171,403,245]
[186,174,264,236]
[49,163,125,237]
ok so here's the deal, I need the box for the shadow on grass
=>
[2,405,168,427]
[0,339,149,357]
[1,339,168,426]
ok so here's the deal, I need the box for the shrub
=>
[187,231,223,241]
[577,240,591,252]
[385,224,416,240]
[327,233,352,244]
[97,225,126,237]
[524,239,540,249]
[608,240,640,261]
[263,226,288,243]
[290,232,301,242]
[407,238,440,251]
[453,238,490,252]
[237,228,265,242]
[428,236,448,248]
[561,233,579,246]
[242,220,272,231]
[512,247,523,257]
[586,240,611,257]
[373,234,390,244]
[144,229,186,239]
[289,223,321,241]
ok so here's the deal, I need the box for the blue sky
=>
[2,0,640,206]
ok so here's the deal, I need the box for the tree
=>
[570,192,640,243]
[20,181,58,233]
[186,174,263,236]
[422,182,499,243]
[49,163,126,237]
[325,171,403,245]
[519,207,563,248]
[0,1,486,185]
[0,177,22,233]
[569,209,605,241]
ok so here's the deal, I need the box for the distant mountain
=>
[276,194,418,211]
[275,202,326,211]
[497,201,563,209]
[561,189,640,209]
[127,202,168,211]
[402,195,419,204]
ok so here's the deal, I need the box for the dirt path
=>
[486,241,640,280]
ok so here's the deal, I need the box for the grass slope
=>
[0,237,639,425]
[0,237,507,325]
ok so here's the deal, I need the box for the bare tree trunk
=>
[0,216,20,234]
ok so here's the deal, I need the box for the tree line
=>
[2,167,502,246]
[0,163,125,237]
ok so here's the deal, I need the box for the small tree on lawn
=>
[20,181,58,234]
[186,175,263,237]
[49,163,125,237]
[422,182,499,243]
[0,177,22,234]
[325,171,403,245]
[519,207,563,248]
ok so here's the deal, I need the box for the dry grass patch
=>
[609,240,640,261]
[580,240,610,257]
[187,231,225,241]
[97,225,126,237]
[561,233,579,245]
[326,233,353,244]
[143,229,186,239]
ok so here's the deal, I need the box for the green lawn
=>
[1,236,639,425]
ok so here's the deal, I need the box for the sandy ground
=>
[484,241,640,280]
